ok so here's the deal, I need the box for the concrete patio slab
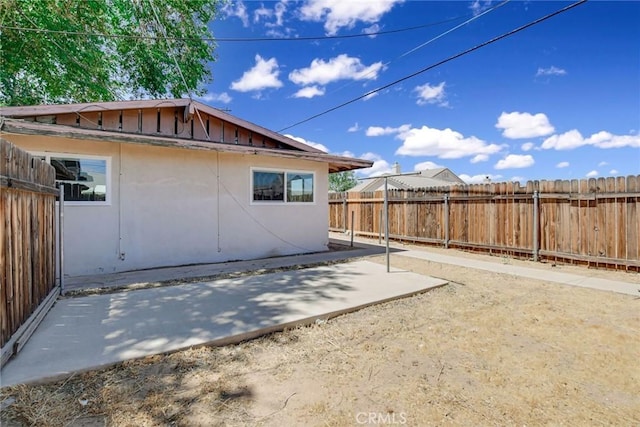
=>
[0,260,447,387]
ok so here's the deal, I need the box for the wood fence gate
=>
[1,138,59,367]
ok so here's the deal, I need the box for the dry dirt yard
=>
[1,247,639,426]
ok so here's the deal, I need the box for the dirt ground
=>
[1,246,639,426]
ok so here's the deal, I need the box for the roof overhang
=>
[0,98,326,154]
[0,118,373,173]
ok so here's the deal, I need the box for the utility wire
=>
[278,0,588,133]
[397,0,509,60]
[146,0,211,141]
[328,0,509,97]
[0,14,468,43]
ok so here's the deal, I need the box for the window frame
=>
[250,167,315,205]
[31,151,112,206]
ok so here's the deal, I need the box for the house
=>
[349,162,464,192]
[0,99,372,277]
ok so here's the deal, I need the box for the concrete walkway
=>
[1,260,447,387]
[331,233,640,296]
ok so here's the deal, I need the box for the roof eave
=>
[0,118,372,173]
[0,98,326,155]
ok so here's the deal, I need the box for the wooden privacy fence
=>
[1,138,59,366]
[329,176,640,271]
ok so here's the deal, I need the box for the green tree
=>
[329,171,358,192]
[0,0,220,106]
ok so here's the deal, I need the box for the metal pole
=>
[58,184,65,295]
[444,194,450,249]
[378,208,382,244]
[350,210,354,247]
[532,190,539,262]
[342,197,347,233]
[384,177,390,273]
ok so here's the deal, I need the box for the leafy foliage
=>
[0,0,220,105]
[329,171,358,192]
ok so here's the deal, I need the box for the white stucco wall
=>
[7,135,329,276]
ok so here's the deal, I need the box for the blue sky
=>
[198,0,639,183]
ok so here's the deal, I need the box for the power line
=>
[327,0,509,97]
[278,0,588,133]
[0,14,468,43]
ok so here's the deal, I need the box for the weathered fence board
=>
[330,175,640,270]
[1,139,58,362]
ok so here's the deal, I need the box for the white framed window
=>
[251,168,315,204]
[32,152,111,205]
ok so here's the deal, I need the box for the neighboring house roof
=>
[350,168,464,192]
[0,99,372,173]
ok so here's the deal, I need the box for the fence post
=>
[342,196,347,233]
[384,178,390,272]
[444,193,450,249]
[58,184,65,295]
[532,190,539,262]
[378,208,382,244]
[350,210,355,247]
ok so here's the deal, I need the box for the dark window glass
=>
[253,171,284,201]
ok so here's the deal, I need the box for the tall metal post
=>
[342,197,347,232]
[58,184,65,295]
[378,209,382,244]
[443,194,450,249]
[384,177,390,272]
[532,190,539,262]
[350,210,355,247]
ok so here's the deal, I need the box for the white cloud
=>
[336,150,355,158]
[292,86,325,98]
[586,170,599,178]
[556,161,570,168]
[362,91,379,101]
[363,23,380,38]
[230,55,283,93]
[494,154,535,170]
[540,129,583,150]
[196,92,232,104]
[609,169,619,175]
[536,66,567,77]
[470,0,493,16]
[510,176,525,183]
[284,134,329,152]
[541,130,640,150]
[347,122,360,132]
[414,161,444,171]
[495,112,555,139]
[395,125,504,159]
[289,54,384,86]
[221,1,249,26]
[598,161,608,167]
[459,173,503,184]
[254,1,288,26]
[299,0,402,35]
[414,82,448,107]
[470,154,489,163]
[521,142,535,151]
[357,152,393,177]
[365,124,411,137]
